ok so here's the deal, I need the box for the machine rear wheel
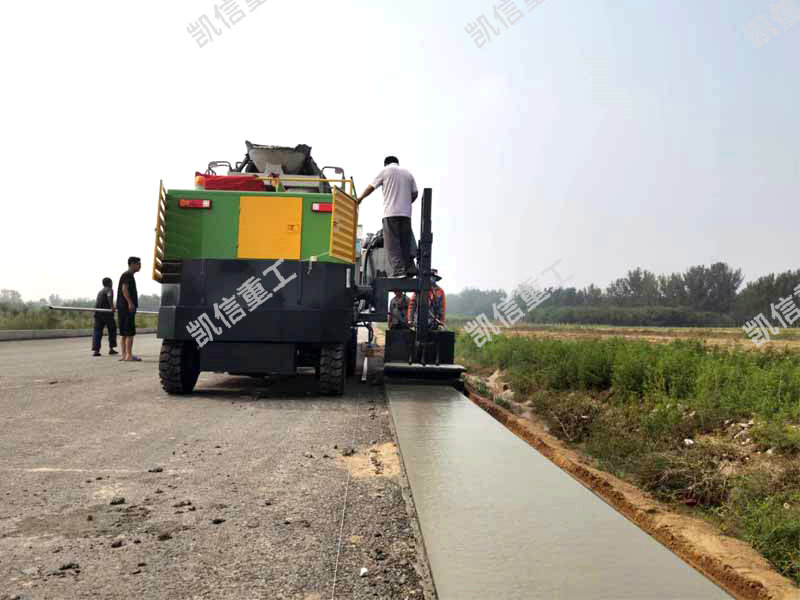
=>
[159,340,200,395]
[319,343,345,396]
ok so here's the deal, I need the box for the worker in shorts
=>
[357,156,418,278]
[91,277,117,357]
[408,270,447,330]
[117,257,141,362]
[388,290,410,329]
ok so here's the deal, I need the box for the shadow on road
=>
[182,373,377,403]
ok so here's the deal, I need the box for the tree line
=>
[447,263,800,327]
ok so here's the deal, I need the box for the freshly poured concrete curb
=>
[387,385,731,600]
[0,329,156,342]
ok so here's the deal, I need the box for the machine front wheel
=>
[159,340,200,395]
[319,343,346,396]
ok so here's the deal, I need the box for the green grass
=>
[457,333,800,584]
[0,307,157,330]
[752,421,800,454]
[724,474,800,583]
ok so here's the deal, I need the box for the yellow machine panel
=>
[329,188,358,262]
[238,196,303,259]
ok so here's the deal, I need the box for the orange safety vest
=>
[408,287,446,327]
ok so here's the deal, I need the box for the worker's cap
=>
[431,269,442,281]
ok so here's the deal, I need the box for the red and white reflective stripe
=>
[179,198,212,209]
[311,202,333,213]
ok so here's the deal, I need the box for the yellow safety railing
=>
[256,176,358,198]
[152,180,167,282]
[329,187,359,263]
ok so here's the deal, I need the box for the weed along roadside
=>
[457,333,800,598]
[0,307,158,331]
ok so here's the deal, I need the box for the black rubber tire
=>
[319,343,346,396]
[346,328,358,377]
[159,340,200,395]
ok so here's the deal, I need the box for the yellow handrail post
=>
[152,180,167,282]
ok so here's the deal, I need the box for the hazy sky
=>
[1,0,797,301]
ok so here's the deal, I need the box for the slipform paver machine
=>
[153,142,463,396]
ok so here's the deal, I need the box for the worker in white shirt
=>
[357,156,418,279]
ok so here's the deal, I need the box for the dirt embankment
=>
[464,375,800,600]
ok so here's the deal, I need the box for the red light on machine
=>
[179,198,212,209]
[311,202,333,213]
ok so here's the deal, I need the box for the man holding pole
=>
[91,277,117,357]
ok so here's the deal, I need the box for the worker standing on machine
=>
[357,156,418,279]
[408,270,447,330]
[388,291,410,329]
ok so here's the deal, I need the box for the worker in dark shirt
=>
[117,256,141,362]
[91,277,118,357]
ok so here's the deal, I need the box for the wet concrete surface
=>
[387,385,732,600]
[0,335,429,599]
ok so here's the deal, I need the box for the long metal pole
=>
[48,306,159,315]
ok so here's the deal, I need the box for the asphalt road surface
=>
[0,335,430,600]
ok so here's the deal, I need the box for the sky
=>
[0,0,797,301]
